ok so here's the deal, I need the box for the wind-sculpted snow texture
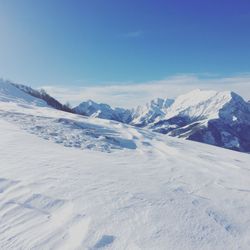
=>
[0,112,137,152]
[1,80,250,249]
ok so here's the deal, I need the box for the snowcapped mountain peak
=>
[164,89,238,120]
[83,99,110,108]
[148,89,250,152]
[149,97,164,108]
[229,90,246,102]
[74,100,111,117]
[73,100,132,123]
[79,99,111,110]
[87,99,94,105]
[148,97,174,110]
[131,97,174,126]
[218,91,250,124]
[130,89,246,128]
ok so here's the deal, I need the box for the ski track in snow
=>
[1,100,250,249]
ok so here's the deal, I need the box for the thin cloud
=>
[42,74,250,109]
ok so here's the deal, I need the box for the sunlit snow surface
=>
[1,82,250,249]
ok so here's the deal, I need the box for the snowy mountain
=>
[2,80,250,152]
[149,89,250,152]
[130,97,174,127]
[12,81,73,112]
[1,79,250,249]
[122,89,250,153]
[0,79,48,107]
[73,100,132,123]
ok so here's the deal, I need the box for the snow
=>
[1,81,250,249]
[233,116,237,121]
[73,100,132,123]
[0,79,47,107]
[131,97,174,126]
[163,89,233,120]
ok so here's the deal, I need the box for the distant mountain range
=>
[73,100,132,123]
[2,80,250,153]
[72,89,250,153]
[145,90,250,153]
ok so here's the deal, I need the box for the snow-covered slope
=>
[74,100,132,123]
[0,79,48,107]
[12,82,73,112]
[1,80,250,249]
[0,79,72,113]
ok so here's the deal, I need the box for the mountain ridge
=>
[1,79,249,153]
[73,99,132,123]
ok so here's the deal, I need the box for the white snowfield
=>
[1,81,250,250]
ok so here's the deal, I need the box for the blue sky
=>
[0,0,250,106]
